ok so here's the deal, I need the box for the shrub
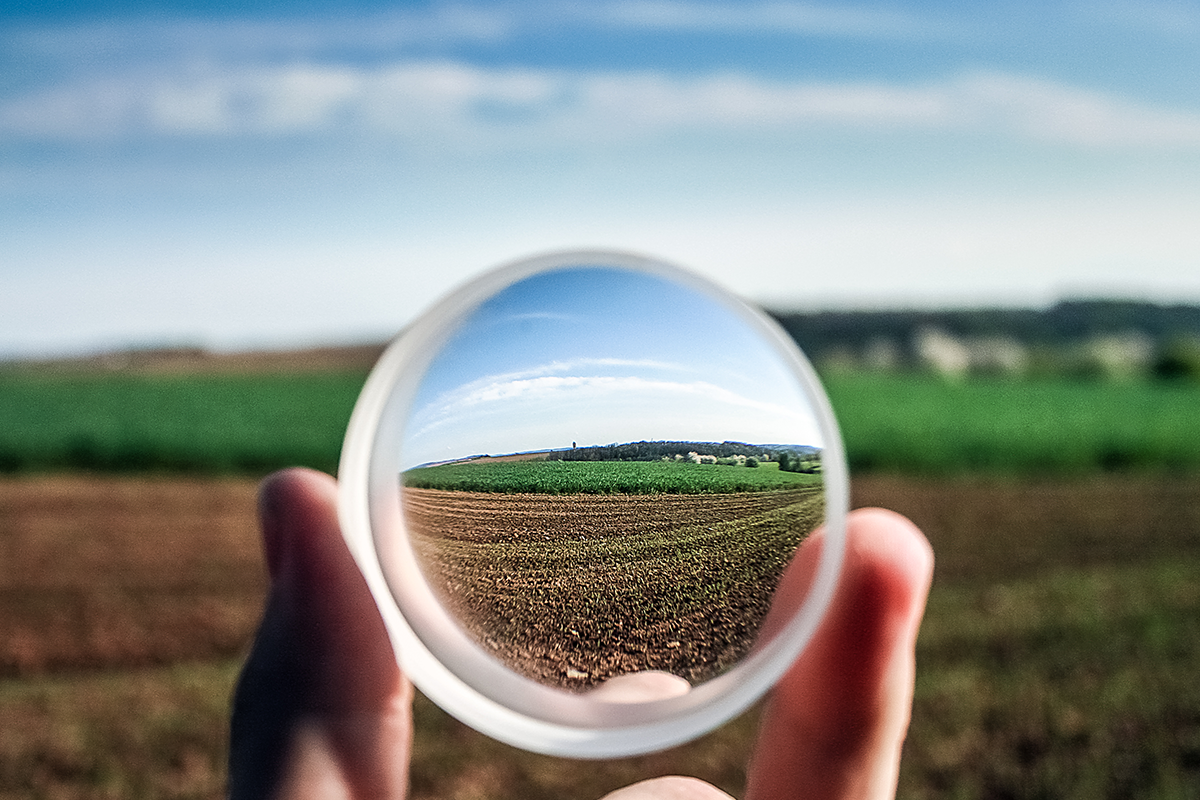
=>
[1153,337,1200,382]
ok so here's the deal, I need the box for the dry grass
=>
[0,661,237,800]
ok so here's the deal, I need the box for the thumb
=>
[229,468,412,799]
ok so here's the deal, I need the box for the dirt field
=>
[853,472,1200,580]
[0,475,266,676]
[402,487,824,688]
[5,343,386,376]
[3,472,1197,678]
[2,472,1198,799]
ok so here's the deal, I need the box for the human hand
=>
[229,468,933,800]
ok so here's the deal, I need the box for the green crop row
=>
[403,459,822,494]
[827,373,1200,475]
[3,368,1199,476]
[0,370,365,475]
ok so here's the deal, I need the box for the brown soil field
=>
[1,473,1198,799]
[402,487,824,689]
[854,473,1200,581]
[0,475,266,677]
[459,450,557,464]
[3,343,386,376]
[3,473,1197,678]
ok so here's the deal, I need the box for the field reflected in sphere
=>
[395,263,827,692]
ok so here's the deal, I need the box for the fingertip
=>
[257,468,338,581]
[236,468,411,798]
[844,507,934,617]
[252,467,401,709]
[600,776,735,799]
[820,507,934,676]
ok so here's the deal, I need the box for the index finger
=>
[746,508,933,800]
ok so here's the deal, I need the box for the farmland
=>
[0,370,362,475]
[403,459,821,495]
[1,354,1199,798]
[2,366,1199,477]
[828,373,1200,474]
[403,486,824,687]
[1,472,1197,798]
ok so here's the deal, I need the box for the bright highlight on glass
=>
[339,251,847,758]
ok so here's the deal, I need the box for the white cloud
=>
[951,72,1200,147]
[404,372,821,465]
[147,65,365,134]
[5,62,1200,150]
[422,358,697,409]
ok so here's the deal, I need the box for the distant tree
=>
[1153,337,1200,381]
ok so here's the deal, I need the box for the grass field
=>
[0,371,363,475]
[3,367,1198,477]
[404,459,821,494]
[827,373,1200,475]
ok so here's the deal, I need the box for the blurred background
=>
[2,1,1198,798]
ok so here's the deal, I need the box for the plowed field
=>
[1,474,1199,799]
[402,486,825,688]
[0,475,265,676]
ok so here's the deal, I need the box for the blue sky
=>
[3,1,1200,358]
[400,265,821,467]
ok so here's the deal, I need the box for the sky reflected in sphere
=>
[401,266,822,470]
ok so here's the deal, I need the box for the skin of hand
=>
[229,468,933,800]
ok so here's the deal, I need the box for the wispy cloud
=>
[5,1,1198,148]
[951,72,1200,147]
[583,0,951,38]
[420,357,695,408]
[5,62,1200,149]
[406,372,815,447]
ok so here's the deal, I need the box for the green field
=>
[2,367,1199,477]
[827,373,1200,475]
[403,458,821,494]
[0,370,363,475]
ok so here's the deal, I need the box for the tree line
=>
[545,440,817,463]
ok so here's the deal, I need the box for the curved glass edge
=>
[338,249,848,758]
